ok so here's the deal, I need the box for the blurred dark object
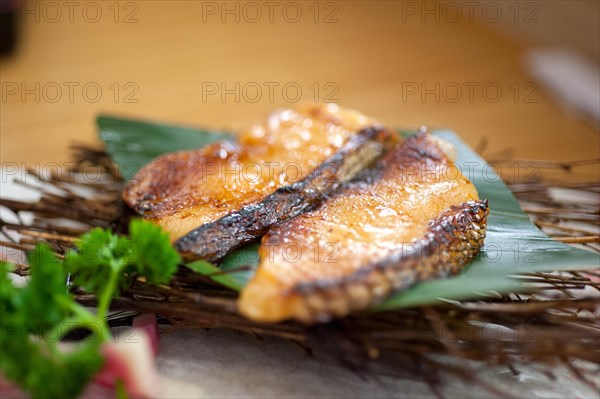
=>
[0,0,20,56]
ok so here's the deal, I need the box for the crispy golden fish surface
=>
[239,133,489,323]
[123,104,398,262]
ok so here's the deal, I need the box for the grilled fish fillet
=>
[123,104,398,262]
[238,132,489,323]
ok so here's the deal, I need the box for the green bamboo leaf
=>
[97,117,599,309]
[184,260,242,291]
[97,115,235,181]
[185,243,259,291]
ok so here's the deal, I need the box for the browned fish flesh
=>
[123,104,398,262]
[238,132,489,323]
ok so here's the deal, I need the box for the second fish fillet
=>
[239,132,489,323]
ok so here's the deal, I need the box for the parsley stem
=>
[96,264,121,327]
[68,300,111,341]
[115,379,129,399]
[53,296,111,341]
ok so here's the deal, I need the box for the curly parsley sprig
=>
[0,219,180,399]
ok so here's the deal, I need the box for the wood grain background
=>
[1,1,598,181]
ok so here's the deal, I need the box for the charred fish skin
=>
[174,125,398,262]
[238,133,489,324]
[295,200,489,323]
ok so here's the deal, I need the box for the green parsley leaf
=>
[128,218,180,285]
[65,227,133,294]
[23,245,72,333]
[1,335,103,399]
[65,219,180,296]
[0,262,19,322]
[0,254,103,399]
[1,219,179,399]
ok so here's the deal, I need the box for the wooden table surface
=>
[1,1,598,181]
